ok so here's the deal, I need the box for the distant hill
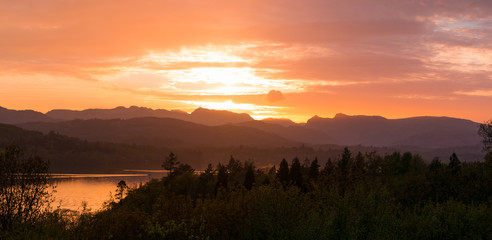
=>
[306,113,481,148]
[0,123,171,173]
[0,105,254,126]
[234,120,334,144]
[2,105,484,150]
[260,118,298,127]
[0,106,53,124]
[47,106,253,126]
[17,117,297,148]
[1,121,484,173]
[46,106,188,121]
[188,107,253,125]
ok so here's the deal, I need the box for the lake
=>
[50,171,168,211]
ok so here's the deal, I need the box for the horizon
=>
[1,104,481,124]
[1,1,492,123]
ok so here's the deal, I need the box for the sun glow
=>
[162,67,298,95]
[140,46,252,64]
[181,100,284,119]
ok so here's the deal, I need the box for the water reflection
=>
[51,171,167,211]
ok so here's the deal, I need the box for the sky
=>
[1,0,491,122]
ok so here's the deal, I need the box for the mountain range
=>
[0,106,483,150]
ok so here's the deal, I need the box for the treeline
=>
[1,123,485,174]
[4,148,492,239]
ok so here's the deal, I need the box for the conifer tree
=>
[338,147,352,194]
[321,158,334,176]
[162,152,179,175]
[244,163,255,190]
[448,152,461,174]
[309,157,320,181]
[478,120,492,152]
[277,158,290,186]
[227,156,243,176]
[352,152,365,183]
[290,157,303,188]
[216,163,228,190]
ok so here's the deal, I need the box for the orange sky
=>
[1,0,491,122]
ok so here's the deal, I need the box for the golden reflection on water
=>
[51,173,164,211]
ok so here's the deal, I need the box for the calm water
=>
[51,171,167,211]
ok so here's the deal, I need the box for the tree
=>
[200,163,215,182]
[478,120,492,152]
[446,153,462,199]
[0,145,53,230]
[321,158,334,176]
[448,152,461,174]
[290,157,303,188]
[338,147,352,194]
[308,157,320,181]
[170,163,195,178]
[428,157,445,202]
[277,159,290,186]
[338,147,352,175]
[115,180,128,202]
[227,156,243,176]
[216,163,228,190]
[244,163,255,190]
[352,152,366,182]
[162,152,179,175]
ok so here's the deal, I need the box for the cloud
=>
[455,90,492,97]
[395,94,456,100]
[266,90,285,102]
[2,0,492,122]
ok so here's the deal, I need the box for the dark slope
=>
[306,113,481,148]
[0,106,53,124]
[260,118,298,127]
[46,106,188,121]
[46,106,253,126]
[188,107,253,125]
[17,117,297,147]
[0,123,170,173]
[235,120,335,144]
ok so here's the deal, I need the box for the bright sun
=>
[135,46,301,96]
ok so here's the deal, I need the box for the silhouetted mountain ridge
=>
[0,106,254,126]
[260,118,297,127]
[0,106,53,124]
[46,106,188,121]
[18,117,296,148]
[306,114,481,148]
[47,106,253,126]
[234,120,334,144]
[1,106,483,149]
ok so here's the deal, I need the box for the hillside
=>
[306,113,481,148]
[46,106,188,122]
[234,120,335,144]
[2,105,484,150]
[17,117,297,148]
[0,123,171,173]
[0,106,53,124]
[46,106,253,126]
